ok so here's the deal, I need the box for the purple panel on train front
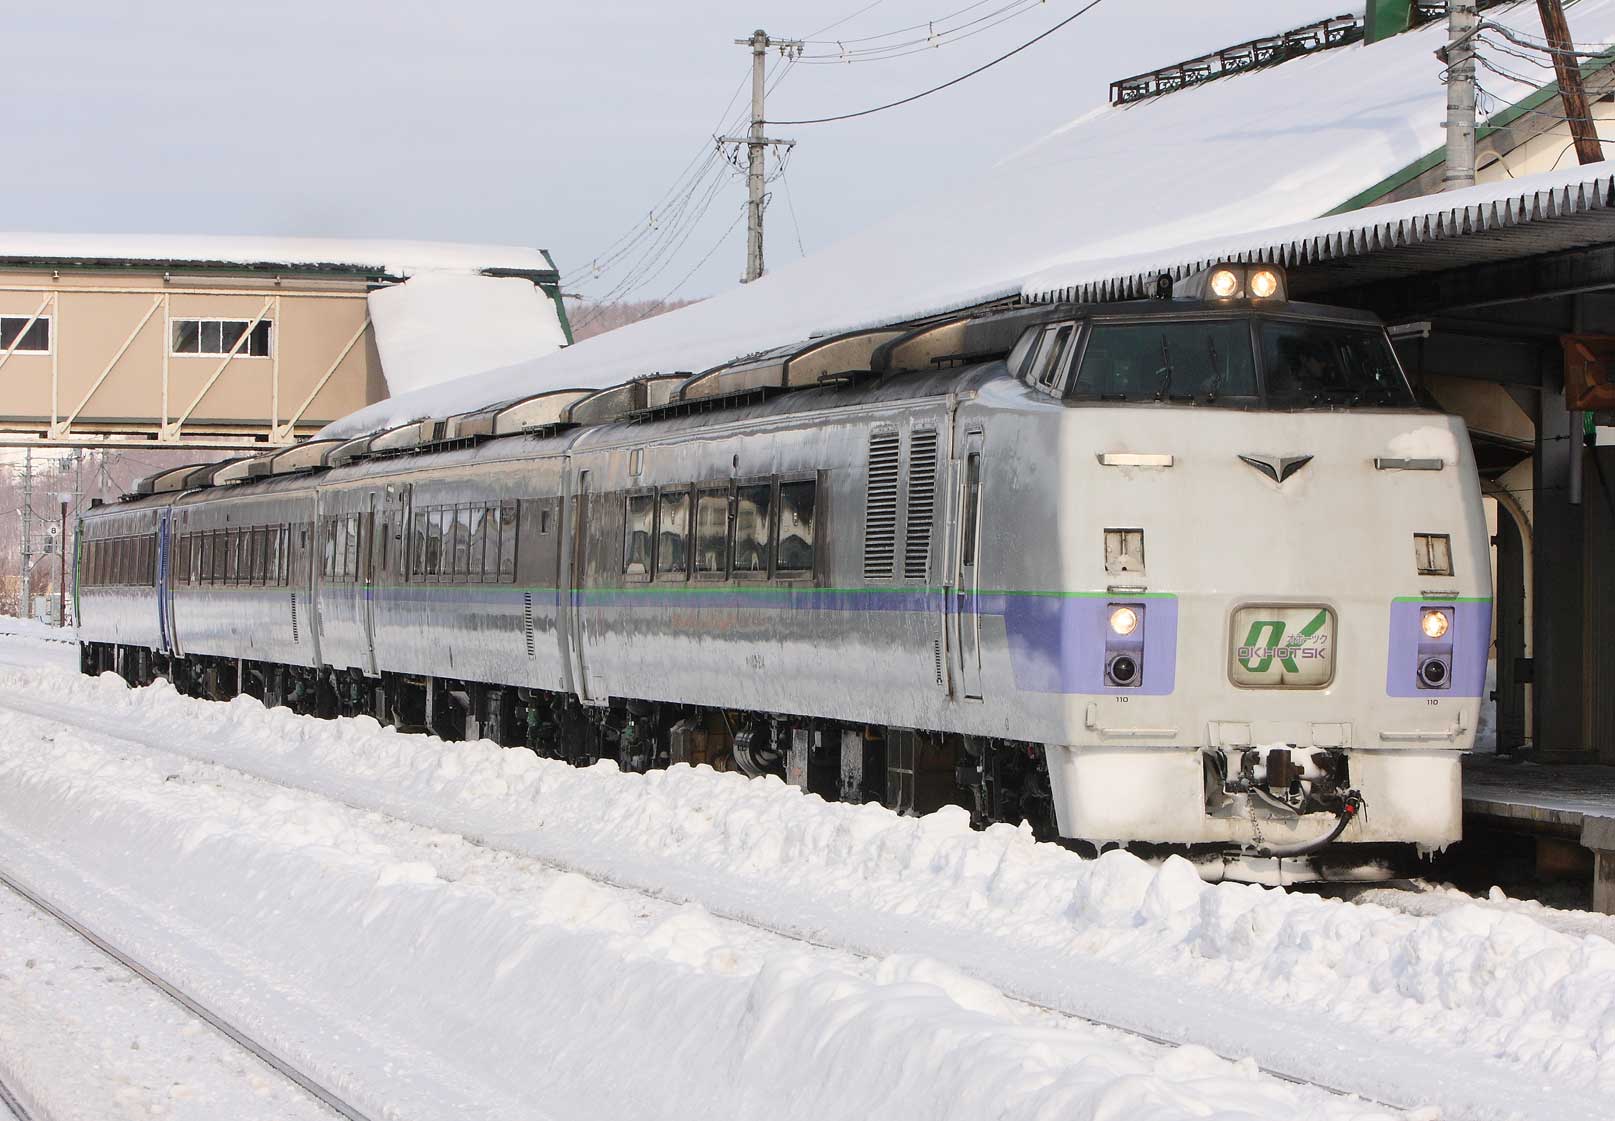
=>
[1384,599,1491,698]
[1002,594,1177,696]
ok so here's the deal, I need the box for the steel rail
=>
[0,689,1418,1117]
[0,860,375,1121]
[0,1072,36,1121]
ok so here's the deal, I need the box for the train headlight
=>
[1421,609,1449,639]
[1249,268,1281,299]
[1109,605,1140,636]
[1208,268,1240,298]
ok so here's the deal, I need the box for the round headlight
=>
[1421,609,1449,639]
[1249,268,1280,299]
[1208,269,1240,298]
[1109,605,1140,636]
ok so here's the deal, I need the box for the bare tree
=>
[567,297,700,343]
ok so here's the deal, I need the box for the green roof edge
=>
[1323,49,1615,217]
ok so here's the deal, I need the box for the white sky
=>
[3,2,1354,303]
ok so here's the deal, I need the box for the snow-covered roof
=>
[0,232,557,280]
[1025,160,1615,304]
[321,0,1615,439]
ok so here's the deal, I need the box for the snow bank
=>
[1,660,1613,1117]
[319,0,1615,439]
[0,696,1388,1121]
[367,272,569,397]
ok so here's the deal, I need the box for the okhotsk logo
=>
[1230,606,1335,687]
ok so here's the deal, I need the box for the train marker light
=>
[1208,268,1240,298]
[1249,268,1281,299]
[1420,609,1449,639]
[1109,605,1140,636]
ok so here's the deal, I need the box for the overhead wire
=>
[796,0,1051,63]
[767,0,1106,125]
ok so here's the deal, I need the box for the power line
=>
[767,0,1106,125]
[796,0,1051,63]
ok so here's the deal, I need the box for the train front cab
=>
[1004,263,1489,883]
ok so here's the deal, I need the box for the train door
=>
[156,509,174,655]
[562,466,597,704]
[952,431,985,701]
[360,491,382,676]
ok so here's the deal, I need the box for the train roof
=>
[112,289,1389,512]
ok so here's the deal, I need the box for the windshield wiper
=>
[1154,335,1175,401]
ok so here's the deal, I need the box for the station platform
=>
[1462,755,1615,913]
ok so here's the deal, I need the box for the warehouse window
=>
[171,318,273,358]
[0,315,49,353]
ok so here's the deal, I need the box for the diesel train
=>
[74,262,1491,884]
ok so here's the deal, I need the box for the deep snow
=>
[0,638,1610,1118]
[0,659,1399,1121]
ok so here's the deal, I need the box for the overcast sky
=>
[3,2,1349,304]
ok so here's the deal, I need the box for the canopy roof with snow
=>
[321,0,1615,439]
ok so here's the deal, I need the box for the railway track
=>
[0,688,1425,1117]
[0,859,375,1121]
[0,1071,35,1121]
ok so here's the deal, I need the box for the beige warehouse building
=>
[0,235,569,449]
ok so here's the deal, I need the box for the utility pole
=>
[1537,0,1605,165]
[720,30,801,283]
[1443,0,1479,191]
[17,448,32,618]
[57,499,66,628]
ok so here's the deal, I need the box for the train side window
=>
[961,453,982,567]
[624,492,655,579]
[657,488,691,578]
[322,519,336,579]
[775,479,816,577]
[349,515,364,581]
[225,529,239,583]
[498,502,518,582]
[255,527,270,585]
[410,513,427,579]
[280,526,292,586]
[694,486,730,578]
[471,507,487,584]
[733,482,772,578]
[1032,324,1075,389]
[449,507,469,583]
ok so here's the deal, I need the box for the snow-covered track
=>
[0,1072,36,1121]
[0,861,375,1121]
[0,688,1422,1117]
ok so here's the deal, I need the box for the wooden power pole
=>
[1537,0,1605,165]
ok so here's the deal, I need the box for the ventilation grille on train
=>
[863,431,901,580]
[932,639,944,688]
[290,592,299,644]
[904,430,939,580]
[523,592,536,657]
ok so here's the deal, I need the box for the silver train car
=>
[76,263,1491,883]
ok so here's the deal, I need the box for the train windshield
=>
[1062,314,1414,408]
[1069,320,1257,401]
[1258,319,1414,407]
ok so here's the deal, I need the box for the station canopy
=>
[322,0,1615,440]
